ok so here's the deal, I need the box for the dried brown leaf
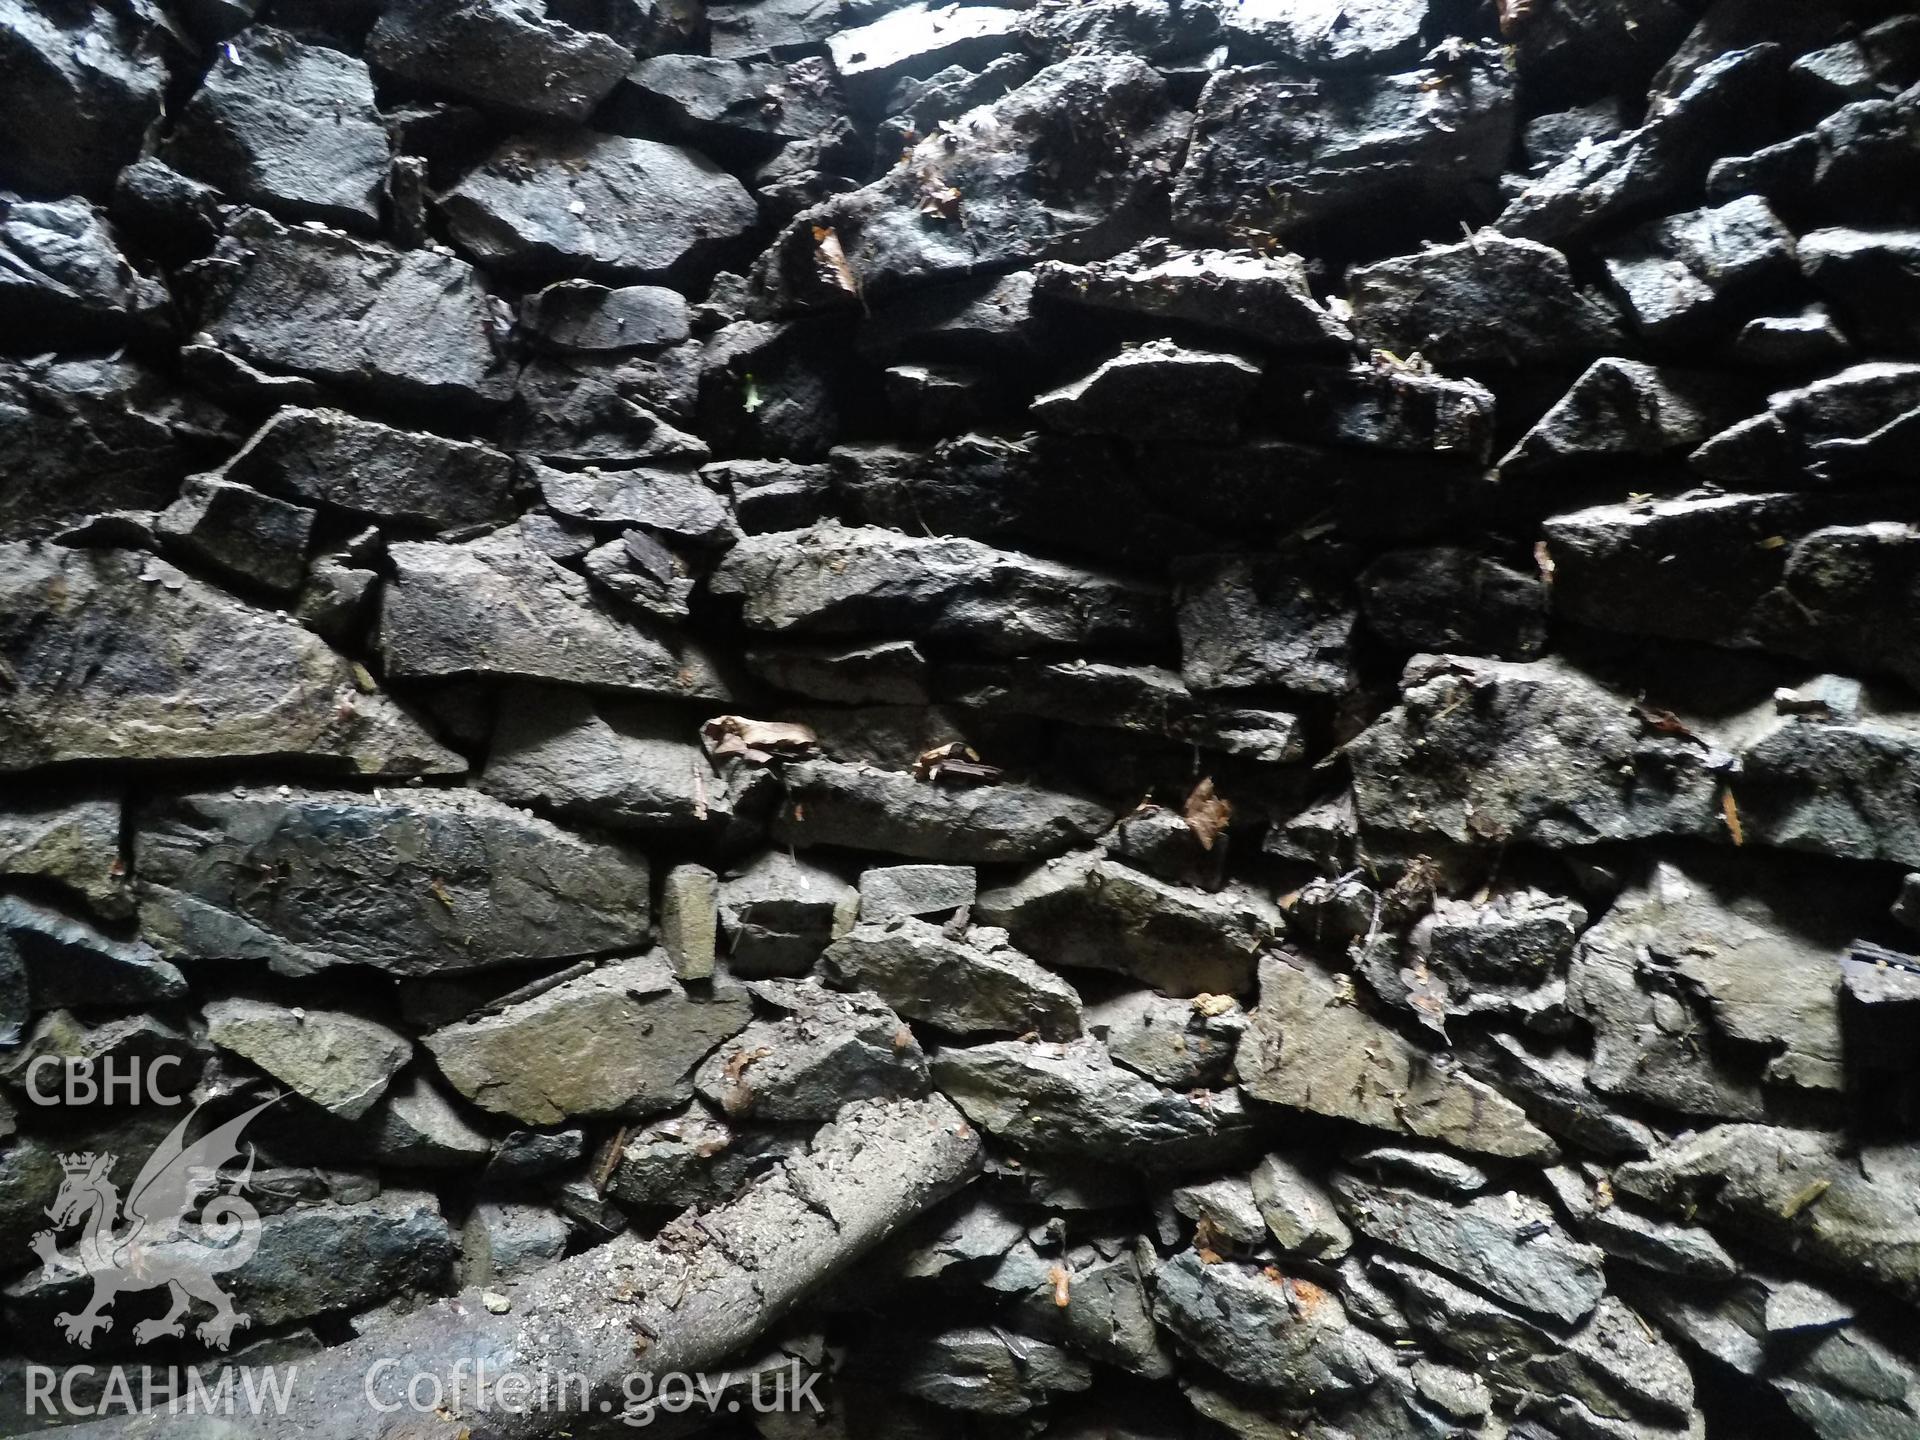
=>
[1183,777,1232,851]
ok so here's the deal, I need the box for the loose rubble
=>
[4,4,1918,1436]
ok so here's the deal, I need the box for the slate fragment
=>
[0,544,459,777]
[136,788,650,977]
[368,0,647,121]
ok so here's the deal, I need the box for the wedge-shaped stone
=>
[163,27,389,230]
[440,131,757,281]
[774,760,1116,864]
[205,997,411,1121]
[137,788,649,977]
[1332,1178,1605,1325]
[694,980,927,1122]
[978,852,1275,996]
[1618,1125,1920,1306]
[823,918,1082,1038]
[1500,359,1752,478]
[367,0,645,121]
[0,194,168,346]
[220,407,517,530]
[1174,52,1515,240]
[0,796,130,922]
[711,523,1171,654]
[1347,654,1729,849]
[1152,1251,1381,1402]
[1348,233,1624,366]
[1237,956,1554,1159]
[383,530,731,700]
[200,210,513,411]
[427,956,752,1126]
[751,56,1187,310]
[0,544,459,777]
[1033,241,1351,351]
[933,1037,1258,1170]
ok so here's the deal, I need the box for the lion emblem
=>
[28,1097,274,1350]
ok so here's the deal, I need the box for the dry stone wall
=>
[3,0,1920,1436]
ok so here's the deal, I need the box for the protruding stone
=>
[660,864,719,982]
[1238,956,1555,1160]
[205,997,411,1121]
[440,131,758,281]
[427,956,752,1126]
[694,979,927,1120]
[718,849,858,978]
[823,917,1083,1038]
[137,788,650,977]
[0,545,460,778]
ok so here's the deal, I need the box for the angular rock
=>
[1174,52,1515,241]
[981,853,1275,997]
[1238,956,1555,1159]
[427,956,752,1125]
[518,279,692,355]
[1618,1125,1920,1305]
[1515,0,1695,97]
[1799,226,1920,353]
[1011,1237,1173,1379]
[1170,1175,1267,1251]
[199,210,514,411]
[660,864,719,982]
[747,640,930,705]
[462,1200,567,1285]
[1570,858,1854,1117]
[0,0,168,196]
[366,1072,494,1170]
[1177,552,1357,695]
[616,51,843,159]
[157,474,315,597]
[822,917,1083,1037]
[695,979,927,1121]
[1735,305,1855,368]
[0,355,202,540]
[1348,233,1625,367]
[773,758,1117,865]
[1497,43,1786,243]
[1221,0,1428,70]
[534,462,737,547]
[1500,359,1750,477]
[482,686,760,836]
[1741,705,1920,868]
[0,796,130,922]
[0,544,459,777]
[888,1325,1091,1416]
[1033,341,1261,442]
[706,0,852,59]
[1525,102,1629,170]
[205,997,410,1121]
[826,3,1025,107]
[0,893,183,1009]
[1085,989,1244,1090]
[1357,547,1548,660]
[1601,196,1797,343]
[1152,1251,1381,1402]
[1692,362,1920,488]
[1033,241,1352,352]
[163,27,389,230]
[1277,360,1498,460]
[752,56,1186,311]
[440,131,758,282]
[712,523,1171,655]
[8,1185,453,1342]
[367,0,645,121]
[1343,1142,1492,1197]
[1348,653,1730,849]
[382,530,732,700]
[1250,1153,1352,1259]
[136,788,650,977]
[0,193,168,345]
[1482,1036,1658,1159]
[933,1038,1258,1170]
[220,407,518,531]
[1332,1178,1606,1325]
[857,863,975,921]
[718,849,858,977]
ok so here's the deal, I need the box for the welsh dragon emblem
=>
[29,1098,275,1350]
